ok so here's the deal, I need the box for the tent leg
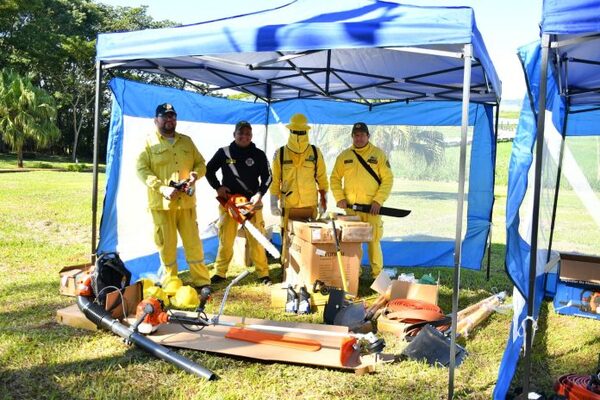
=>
[91,61,103,264]
[486,104,500,280]
[522,33,551,397]
[448,43,472,400]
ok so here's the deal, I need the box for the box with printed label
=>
[288,220,338,244]
[59,263,93,296]
[285,235,360,296]
[337,220,373,242]
[552,253,600,320]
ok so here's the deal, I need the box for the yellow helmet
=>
[285,113,311,132]
[170,285,200,309]
[138,278,155,293]
[143,285,170,307]
[162,276,183,296]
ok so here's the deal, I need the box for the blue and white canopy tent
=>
[91,1,500,396]
[495,0,600,398]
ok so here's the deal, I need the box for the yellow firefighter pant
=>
[347,209,384,278]
[213,206,269,278]
[150,208,210,286]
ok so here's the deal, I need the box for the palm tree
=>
[373,125,445,166]
[0,70,60,167]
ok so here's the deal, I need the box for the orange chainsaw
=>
[217,194,281,259]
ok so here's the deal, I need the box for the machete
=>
[349,203,411,218]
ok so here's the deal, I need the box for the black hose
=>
[77,296,216,380]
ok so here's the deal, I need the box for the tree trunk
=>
[17,146,23,168]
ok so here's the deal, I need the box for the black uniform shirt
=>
[206,141,272,197]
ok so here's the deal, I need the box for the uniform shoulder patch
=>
[367,156,378,164]
[344,159,354,164]
[386,160,391,168]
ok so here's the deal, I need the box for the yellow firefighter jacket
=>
[270,141,328,208]
[330,142,393,205]
[136,130,206,210]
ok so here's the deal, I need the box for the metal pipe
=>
[91,61,103,264]
[448,43,472,400]
[77,296,216,380]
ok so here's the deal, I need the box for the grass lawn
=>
[0,151,599,400]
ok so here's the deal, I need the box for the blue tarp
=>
[496,1,600,397]
[97,78,495,280]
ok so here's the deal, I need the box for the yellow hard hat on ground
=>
[162,276,183,296]
[286,113,311,132]
[170,285,200,309]
[143,285,170,307]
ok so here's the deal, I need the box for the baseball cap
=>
[155,103,177,117]
[235,120,252,131]
[352,122,369,134]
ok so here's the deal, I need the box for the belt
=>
[554,374,600,400]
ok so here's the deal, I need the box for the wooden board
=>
[135,313,383,372]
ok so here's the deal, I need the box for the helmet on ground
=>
[285,113,311,132]
[162,276,183,296]
[138,278,155,293]
[170,285,200,309]
[143,285,170,307]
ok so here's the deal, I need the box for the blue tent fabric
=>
[95,1,500,104]
[496,1,600,396]
[542,0,600,34]
[97,78,496,280]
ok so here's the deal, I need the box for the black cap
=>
[352,122,369,134]
[235,120,252,131]
[155,103,177,117]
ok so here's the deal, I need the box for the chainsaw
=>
[169,178,195,196]
[217,194,281,259]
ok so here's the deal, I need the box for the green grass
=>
[0,153,98,172]
[0,156,598,399]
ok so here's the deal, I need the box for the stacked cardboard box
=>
[282,220,373,297]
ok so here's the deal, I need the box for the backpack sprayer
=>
[134,271,386,366]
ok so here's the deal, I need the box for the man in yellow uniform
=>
[136,103,210,288]
[330,122,394,278]
[269,113,328,219]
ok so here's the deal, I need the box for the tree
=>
[0,70,60,167]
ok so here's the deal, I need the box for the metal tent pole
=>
[91,61,103,264]
[448,42,472,400]
[521,33,551,396]
[546,107,569,262]
[486,104,500,280]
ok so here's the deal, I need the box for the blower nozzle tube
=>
[77,296,216,380]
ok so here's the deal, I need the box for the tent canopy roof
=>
[540,0,600,106]
[96,0,500,105]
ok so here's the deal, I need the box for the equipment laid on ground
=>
[401,324,467,367]
[349,203,411,218]
[217,194,281,259]
[169,178,195,196]
[91,252,131,306]
[455,291,507,338]
[77,281,215,380]
[135,271,386,367]
[323,214,369,330]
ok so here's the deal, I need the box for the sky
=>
[98,0,543,104]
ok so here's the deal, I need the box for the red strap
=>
[554,374,600,400]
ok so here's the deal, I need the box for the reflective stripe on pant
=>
[347,209,383,278]
[214,205,269,278]
[150,208,210,286]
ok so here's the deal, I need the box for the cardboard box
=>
[270,283,330,312]
[559,253,600,287]
[56,303,98,331]
[289,220,338,244]
[337,220,373,243]
[389,280,439,305]
[59,263,93,296]
[285,235,360,296]
[104,282,143,319]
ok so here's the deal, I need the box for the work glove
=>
[270,194,281,216]
[159,186,177,200]
[250,193,263,209]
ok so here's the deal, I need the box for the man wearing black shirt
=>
[205,121,273,285]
